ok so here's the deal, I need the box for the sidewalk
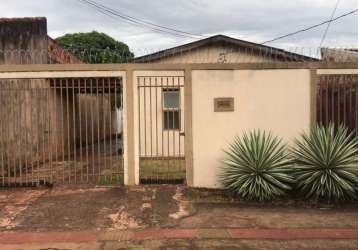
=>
[1,228,358,244]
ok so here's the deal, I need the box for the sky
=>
[0,0,357,56]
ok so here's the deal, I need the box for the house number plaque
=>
[214,98,234,112]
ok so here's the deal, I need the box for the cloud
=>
[0,0,357,56]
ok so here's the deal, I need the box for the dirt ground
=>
[1,185,358,249]
[2,239,358,250]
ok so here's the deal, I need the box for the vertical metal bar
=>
[355,77,358,135]
[78,79,83,183]
[52,79,58,183]
[29,88,34,186]
[108,78,113,183]
[325,80,329,125]
[12,87,17,185]
[178,77,182,179]
[36,88,41,185]
[155,77,159,182]
[155,77,158,164]
[114,78,119,182]
[66,79,71,183]
[138,77,141,181]
[332,77,335,124]
[149,77,153,161]
[41,88,47,183]
[24,86,29,185]
[343,76,347,126]
[96,78,101,183]
[166,77,170,181]
[91,78,95,182]
[318,78,323,124]
[6,88,11,185]
[120,78,123,179]
[143,77,147,166]
[72,78,77,184]
[161,77,164,182]
[60,79,65,183]
[172,76,176,181]
[148,77,155,181]
[144,77,148,181]
[102,78,107,183]
[349,77,353,130]
[0,89,6,186]
[337,76,341,125]
[0,89,4,186]
[47,85,52,184]
[84,79,89,183]
[18,87,23,185]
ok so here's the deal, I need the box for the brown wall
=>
[0,17,48,64]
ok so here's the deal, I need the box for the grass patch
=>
[98,174,124,185]
[140,158,185,180]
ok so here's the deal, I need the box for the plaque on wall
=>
[214,98,234,112]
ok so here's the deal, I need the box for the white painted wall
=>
[191,69,312,188]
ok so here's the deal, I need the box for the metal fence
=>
[0,77,124,187]
[317,74,358,134]
[137,76,185,184]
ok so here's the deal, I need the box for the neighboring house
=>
[321,48,358,63]
[133,35,317,63]
[48,36,82,64]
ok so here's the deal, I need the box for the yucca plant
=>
[292,124,358,202]
[220,130,294,201]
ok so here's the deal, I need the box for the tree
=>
[56,31,134,63]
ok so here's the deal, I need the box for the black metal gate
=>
[0,77,124,187]
[317,74,358,134]
[137,76,185,184]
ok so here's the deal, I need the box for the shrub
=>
[292,124,358,202]
[220,130,294,201]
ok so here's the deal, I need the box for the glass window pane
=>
[163,89,179,109]
[164,110,180,130]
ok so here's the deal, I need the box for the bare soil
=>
[0,185,180,232]
[2,185,358,249]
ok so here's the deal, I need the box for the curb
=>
[1,228,358,244]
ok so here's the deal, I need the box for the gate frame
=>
[0,70,129,185]
[134,72,187,184]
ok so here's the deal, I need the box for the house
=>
[133,34,317,63]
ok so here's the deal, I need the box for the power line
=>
[262,7,358,44]
[86,0,206,39]
[319,0,341,48]
[78,0,205,39]
[77,0,169,38]
[78,0,193,38]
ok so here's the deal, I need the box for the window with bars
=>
[163,88,180,130]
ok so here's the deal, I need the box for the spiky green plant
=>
[292,124,358,202]
[220,130,294,201]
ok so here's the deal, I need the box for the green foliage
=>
[220,130,294,201]
[292,124,358,202]
[56,31,134,63]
